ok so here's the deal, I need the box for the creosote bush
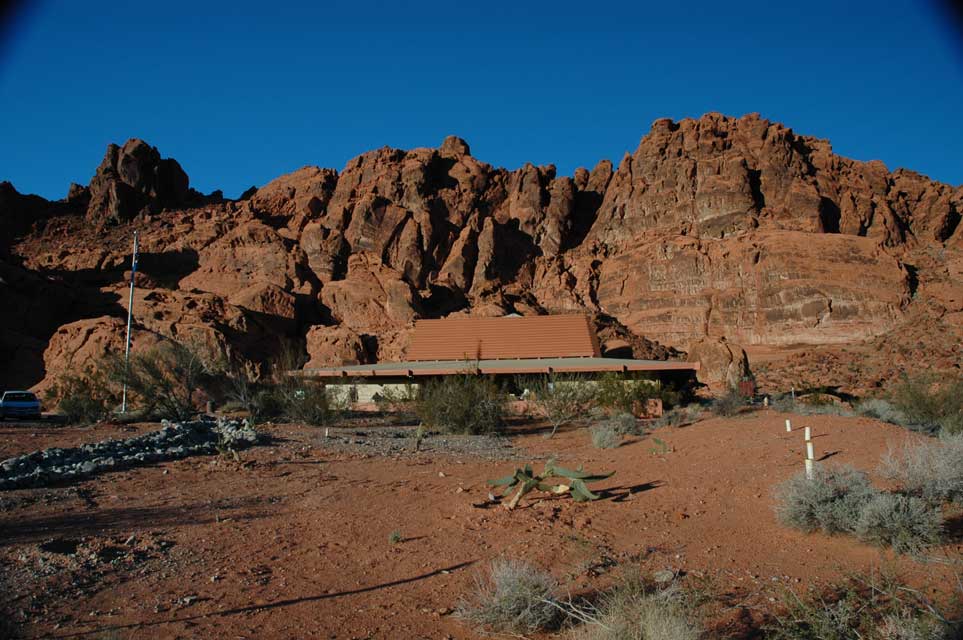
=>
[416,374,506,435]
[595,373,662,415]
[456,558,560,634]
[853,493,943,555]
[889,375,963,435]
[103,340,220,421]
[774,466,878,535]
[47,364,118,424]
[650,405,701,429]
[879,433,963,506]
[525,375,597,437]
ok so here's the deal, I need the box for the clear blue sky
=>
[1,0,961,200]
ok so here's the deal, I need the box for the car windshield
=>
[4,392,37,402]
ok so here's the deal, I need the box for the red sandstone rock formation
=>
[2,113,960,395]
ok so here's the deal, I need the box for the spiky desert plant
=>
[488,459,615,509]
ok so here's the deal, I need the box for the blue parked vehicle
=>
[0,390,42,420]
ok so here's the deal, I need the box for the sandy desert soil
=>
[1,411,960,639]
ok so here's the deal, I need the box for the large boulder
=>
[687,337,751,391]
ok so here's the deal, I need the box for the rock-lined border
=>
[0,417,261,490]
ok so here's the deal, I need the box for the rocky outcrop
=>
[86,139,192,226]
[1,115,960,397]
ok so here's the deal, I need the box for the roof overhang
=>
[294,357,699,379]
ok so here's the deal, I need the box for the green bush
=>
[525,375,597,437]
[456,558,560,634]
[595,373,661,415]
[416,374,506,435]
[879,433,963,506]
[853,493,943,555]
[590,423,622,449]
[774,466,879,535]
[889,376,963,435]
[103,340,220,421]
[47,365,118,424]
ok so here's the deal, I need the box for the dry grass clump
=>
[774,466,878,535]
[569,578,700,640]
[880,433,963,506]
[853,493,944,555]
[456,558,560,634]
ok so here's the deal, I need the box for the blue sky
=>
[1,0,961,200]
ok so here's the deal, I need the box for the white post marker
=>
[806,440,815,461]
[804,426,811,441]
[121,230,139,414]
[805,458,814,480]
[785,418,792,432]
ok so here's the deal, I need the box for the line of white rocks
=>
[0,417,261,490]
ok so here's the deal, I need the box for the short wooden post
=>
[805,458,814,480]
[804,426,811,441]
[785,419,792,433]
[806,440,815,461]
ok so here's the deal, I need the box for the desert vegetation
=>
[414,374,507,434]
[773,434,963,554]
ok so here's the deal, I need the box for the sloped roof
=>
[405,314,601,361]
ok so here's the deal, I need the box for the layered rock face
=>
[2,114,960,394]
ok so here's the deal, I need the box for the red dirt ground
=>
[1,410,959,639]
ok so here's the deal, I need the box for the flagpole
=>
[121,230,139,414]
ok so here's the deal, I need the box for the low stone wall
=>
[0,417,261,490]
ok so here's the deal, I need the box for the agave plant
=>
[487,459,615,509]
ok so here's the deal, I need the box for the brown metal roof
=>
[405,314,601,361]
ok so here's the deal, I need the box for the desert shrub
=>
[650,405,701,429]
[416,374,506,435]
[272,379,344,426]
[595,373,661,415]
[526,375,597,437]
[767,573,955,640]
[889,376,963,435]
[711,389,746,417]
[877,611,954,640]
[879,433,963,506]
[774,466,879,535]
[853,493,944,555]
[374,383,418,424]
[103,340,220,421]
[590,423,622,449]
[47,364,118,424]
[456,558,560,634]
[855,398,908,425]
[570,577,700,640]
[608,411,638,435]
